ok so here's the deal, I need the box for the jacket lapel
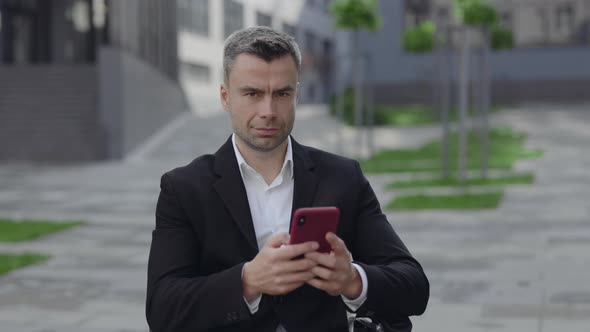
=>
[212,137,259,254]
[290,138,320,222]
[211,136,320,252]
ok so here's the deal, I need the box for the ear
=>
[220,83,229,112]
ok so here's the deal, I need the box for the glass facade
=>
[223,0,243,38]
[0,0,109,64]
[256,11,272,27]
[405,0,590,48]
[180,61,211,82]
[178,0,209,36]
[282,23,297,38]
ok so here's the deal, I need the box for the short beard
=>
[234,127,289,153]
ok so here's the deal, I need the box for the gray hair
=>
[223,26,302,84]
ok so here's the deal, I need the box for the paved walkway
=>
[0,105,589,331]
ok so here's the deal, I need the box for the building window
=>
[180,61,211,82]
[322,39,333,59]
[307,83,315,102]
[320,39,333,73]
[303,31,316,71]
[537,8,550,44]
[501,12,512,31]
[305,31,316,54]
[256,11,272,27]
[223,0,244,38]
[178,0,209,36]
[556,4,575,34]
[437,6,449,25]
[305,31,317,56]
[282,23,296,38]
[405,0,431,27]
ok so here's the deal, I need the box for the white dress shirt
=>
[232,134,368,331]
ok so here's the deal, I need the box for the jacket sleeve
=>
[146,172,251,332]
[349,161,430,319]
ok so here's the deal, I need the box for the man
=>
[146,27,428,332]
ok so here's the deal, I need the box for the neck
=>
[236,138,288,184]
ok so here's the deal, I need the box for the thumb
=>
[326,232,346,255]
[265,232,290,248]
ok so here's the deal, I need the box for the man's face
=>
[221,53,298,154]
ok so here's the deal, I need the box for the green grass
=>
[375,105,502,127]
[375,105,434,126]
[389,173,534,189]
[387,192,504,210]
[361,127,543,173]
[0,253,50,276]
[0,219,82,242]
[329,89,502,126]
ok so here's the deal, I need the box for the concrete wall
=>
[354,1,590,105]
[0,65,104,162]
[98,47,188,159]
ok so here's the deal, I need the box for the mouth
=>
[254,128,279,135]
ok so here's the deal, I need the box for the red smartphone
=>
[289,207,340,253]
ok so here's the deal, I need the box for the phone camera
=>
[298,216,305,225]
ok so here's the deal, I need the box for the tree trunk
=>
[440,26,452,180]
[366,54,375,157]
[336,56,346,155]
[458,27,470,184]
[480,27,490,178]
[352,30,363,157]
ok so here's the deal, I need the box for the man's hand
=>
[242,233,319,302]
[305,232,362,298]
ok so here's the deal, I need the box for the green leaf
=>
[329,0,383,31]
[454,0,497,27]
[403,21,435,53]
[491,25,514,49]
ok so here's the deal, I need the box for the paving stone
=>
[0,105,589,331]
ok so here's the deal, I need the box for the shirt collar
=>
[231,134,294,181]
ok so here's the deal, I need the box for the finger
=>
[276,241,319,260]
[310,265,335,280]
[276,258,317,273]
[304,251,337,269]
[265,232,290,248]
[275,271,316,285]
[325,232,348,255]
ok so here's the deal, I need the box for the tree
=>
[330,0,382,156]
[455,0,498,26]
[403,21,435,53]
[403,0,513,54]
[404,0,514,181]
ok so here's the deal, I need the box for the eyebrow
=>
[238,85,295,93]
[275,86,295,93]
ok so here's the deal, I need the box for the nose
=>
[258,96,275,118]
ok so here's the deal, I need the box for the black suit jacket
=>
[146,137,429,332]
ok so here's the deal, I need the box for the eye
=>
[245,92,258,97]
[277,92,290,97]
